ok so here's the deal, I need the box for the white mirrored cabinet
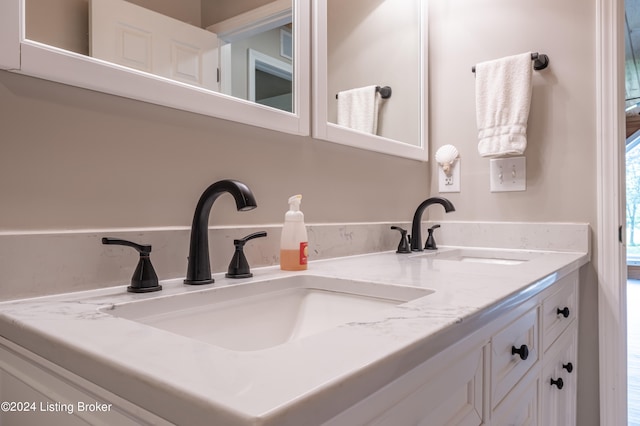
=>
[0,0,310,135]
[312,0,428,161]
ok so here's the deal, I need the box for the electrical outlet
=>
[439,159,460,193]
[489,157,526,192]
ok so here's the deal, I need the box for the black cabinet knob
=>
[557,307,570,318]
[550,377,564,389]
[563,362,574,373]
[511,344,529,360]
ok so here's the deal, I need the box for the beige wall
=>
[202,0,275,27]
[0,70,429,231]
[428,0,596,225]
[428,0,599,424]
[26,0,89,54]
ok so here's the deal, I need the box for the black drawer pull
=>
[557,307,570,318]
[550,377,564,389]
[563,362,574,373]
[511,344,529,360]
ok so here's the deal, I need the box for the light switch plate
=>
[438,159,461,193]
[489,157,526,192]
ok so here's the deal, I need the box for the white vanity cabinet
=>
[327,270,580,426]
[0,269,581,426]
[0,338,172,426]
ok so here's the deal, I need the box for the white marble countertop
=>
[0,246,589,425]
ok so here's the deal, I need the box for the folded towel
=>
[337,85,381,134]
[475,52,533,157]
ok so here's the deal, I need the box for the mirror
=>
[2,0,309,135]
[313,0,428,161]
[25,0,294,112]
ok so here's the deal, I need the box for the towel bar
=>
[471,52,549,73]
[336,86,392,99]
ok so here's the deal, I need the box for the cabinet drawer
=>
[542,273,578,351]
[491,307,539,408]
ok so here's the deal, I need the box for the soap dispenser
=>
[280,194,308,271]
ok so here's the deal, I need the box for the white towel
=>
[475,52,533,157]
[337,85,381,134]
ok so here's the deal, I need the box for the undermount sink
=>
[411,248,544,265]
[101,275,433,351]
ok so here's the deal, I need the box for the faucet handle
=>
[390,226,411,253]
[425,224,441,251]
[226,231,268,278]
[101,238,161,293]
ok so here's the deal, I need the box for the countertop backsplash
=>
[0,221,590,301]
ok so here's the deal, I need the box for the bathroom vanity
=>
[0,243,587,426]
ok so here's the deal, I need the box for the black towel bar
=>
[471,52,549,73]
[336,86,392,99]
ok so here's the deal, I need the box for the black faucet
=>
[184,180,257,285]
[410,197,455,251]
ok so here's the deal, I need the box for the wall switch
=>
[489,157,526,192]
[439,159,460,193]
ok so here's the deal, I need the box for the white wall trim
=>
[597,0,627,424]
[0,0,20,69]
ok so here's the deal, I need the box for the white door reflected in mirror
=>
[27,0,294,112]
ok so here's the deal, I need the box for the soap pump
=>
[280,194,308,271]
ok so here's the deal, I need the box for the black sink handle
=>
[101,237,152,255]
[227,231,268,279]
[101,237,161,293]
[236,231,268,246]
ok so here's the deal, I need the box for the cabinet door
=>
[541,323,578,426]
[325,345,485,426]
[491,370,539,426]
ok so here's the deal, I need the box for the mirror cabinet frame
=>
[311,0,428,161]
[0,0,428,161]
[0,0,310,136]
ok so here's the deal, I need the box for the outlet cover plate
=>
[439,159,461,193]
[489,157,526,192]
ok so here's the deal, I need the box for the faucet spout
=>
[410,197,455,251]
[185,180,257,285]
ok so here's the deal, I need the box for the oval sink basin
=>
[101,275,433,351]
